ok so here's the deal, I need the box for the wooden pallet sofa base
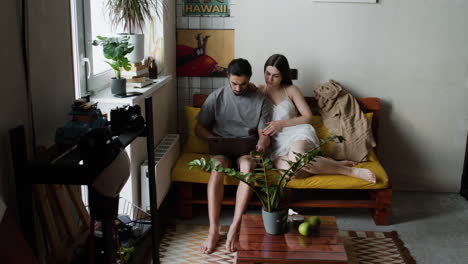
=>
[176,182,392,225]
[173,94,392,226]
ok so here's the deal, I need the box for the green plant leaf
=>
[186,135,341,212]
[92,35,134,78]
[200,157,207,167]
[247,177,256,183]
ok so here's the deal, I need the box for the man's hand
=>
[262,120,284,136]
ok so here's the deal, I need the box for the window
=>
[70,0,164,97]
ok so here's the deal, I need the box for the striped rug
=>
[159,225,416,264]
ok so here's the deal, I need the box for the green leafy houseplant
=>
[188,135,344,213]
[92,36,134,79]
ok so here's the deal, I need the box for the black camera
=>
[110,105,145,133]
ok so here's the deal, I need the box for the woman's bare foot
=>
[349,168,376,183]
[200,231,220,254]
[337,160,357,167]
[225,226,239,252]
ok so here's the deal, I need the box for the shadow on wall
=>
[377,100,428,191]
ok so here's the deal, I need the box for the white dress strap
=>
[283,87,289,100]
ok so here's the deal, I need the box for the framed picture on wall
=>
[176,29,234,77]
[313,0,377,3]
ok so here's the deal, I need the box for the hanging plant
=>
[106,0,167,34]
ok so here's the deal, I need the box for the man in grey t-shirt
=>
[196,58,271,254]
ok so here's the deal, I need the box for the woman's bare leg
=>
[287,140,319,178]
[283,140,376,183]
[303,157,376,183]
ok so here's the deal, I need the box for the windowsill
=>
[91,75,172,105]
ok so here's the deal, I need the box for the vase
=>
[119,33,144,63]
[111,78,126,95]
[261,208,288,235]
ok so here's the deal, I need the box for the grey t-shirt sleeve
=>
[196,93,216,128]
[258,99,272,130]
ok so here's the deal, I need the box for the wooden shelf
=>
[10,97,160,264]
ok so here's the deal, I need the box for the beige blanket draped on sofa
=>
[315,80,376,162]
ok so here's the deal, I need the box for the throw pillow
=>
[184,106,209,153]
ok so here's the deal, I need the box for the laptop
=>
[207,136,258,158]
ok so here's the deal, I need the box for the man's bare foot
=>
[225,226,239,252]
[349,168,376,183]
[200,232,220,254]
[337,160,357,167]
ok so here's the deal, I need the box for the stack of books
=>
[127,77,153,88]
[122,63,152,88]
[121,62,149,79]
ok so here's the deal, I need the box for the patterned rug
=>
[159,224,416,264]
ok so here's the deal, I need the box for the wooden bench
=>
[172,94,392,225]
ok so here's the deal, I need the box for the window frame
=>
[71,0,165,97]
[71,0,116,97]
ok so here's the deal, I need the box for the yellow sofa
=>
[171,95,392,225]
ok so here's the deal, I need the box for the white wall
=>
[0,0,30,207]
[28,0,76,147]
[235,0,468,192]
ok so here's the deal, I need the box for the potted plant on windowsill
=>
[92,36,134,96]
[188,136,344,235]
[106,0,166,63]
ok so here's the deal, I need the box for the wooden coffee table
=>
[236,215,348,264]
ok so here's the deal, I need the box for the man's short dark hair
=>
[227,58,252,78]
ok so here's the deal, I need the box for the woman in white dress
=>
[260,54,375,182]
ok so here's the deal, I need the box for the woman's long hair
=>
[264,54,293,86]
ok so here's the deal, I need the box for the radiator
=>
[141,134,180,211]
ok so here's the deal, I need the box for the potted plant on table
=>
[106,0,166,63]
[92,36,134,96]
[188,136,344,235]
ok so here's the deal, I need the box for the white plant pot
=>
[119,33,144,63]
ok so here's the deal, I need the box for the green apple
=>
[307,216,321,230]
[298,222,311,236]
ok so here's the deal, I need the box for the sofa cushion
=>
[172,150,389,189]
[183,106,209,154]
[286,149,389,189]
